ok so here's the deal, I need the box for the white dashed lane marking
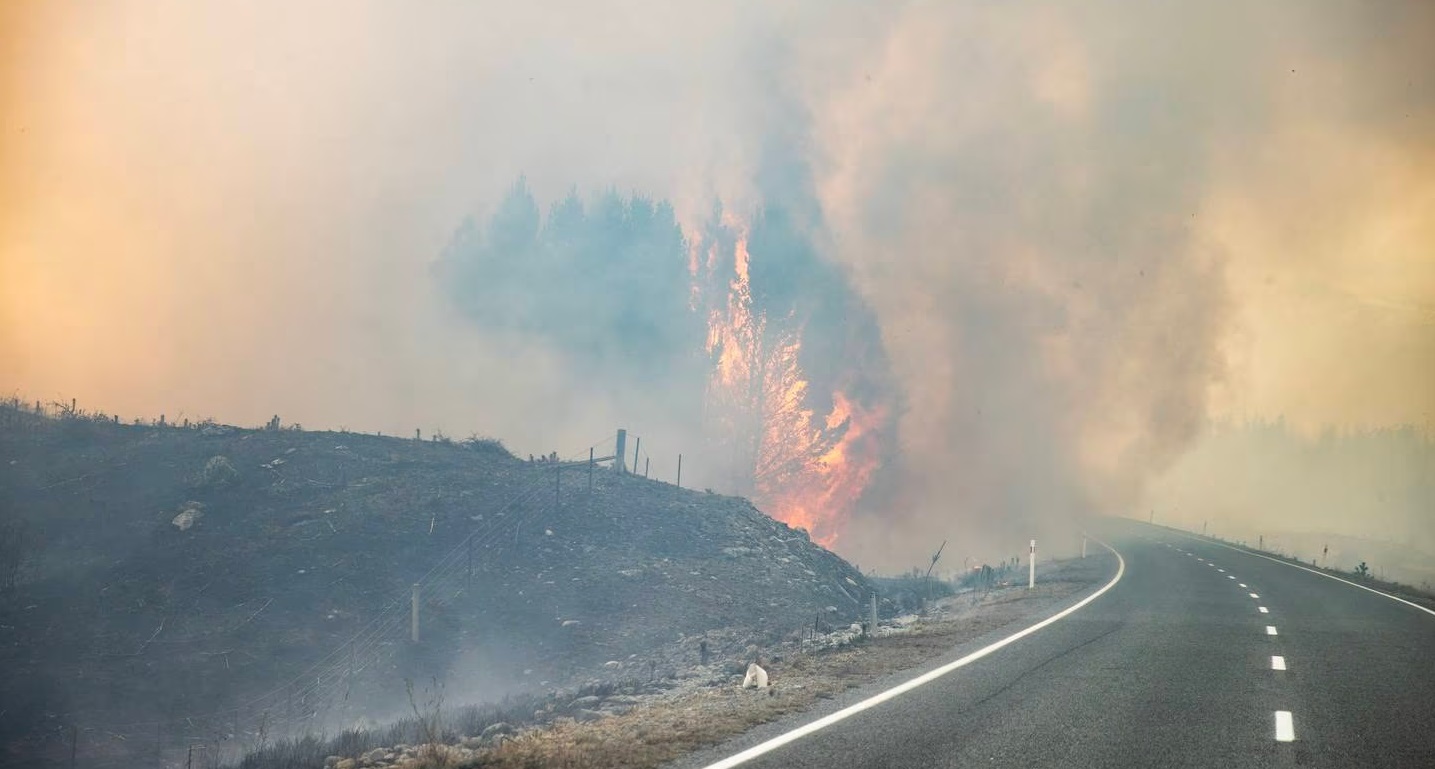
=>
[1275,711,1295,742]
[1157,534,1304,748]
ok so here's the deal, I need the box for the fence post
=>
[644,457,649,478]
[615,429,627,473]
[588,448,594,494]
[676,454,682,489]
[870,592,878,634]
[633,436,640,475]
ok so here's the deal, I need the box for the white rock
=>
[742,663,769,689]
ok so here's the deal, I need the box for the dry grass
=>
[464,581,1090,769]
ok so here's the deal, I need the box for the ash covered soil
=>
[271,556,1115,769]
[0,410,872,765]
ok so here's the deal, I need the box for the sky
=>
[2,0,1431,567]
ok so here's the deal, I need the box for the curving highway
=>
[677,518,1435,768]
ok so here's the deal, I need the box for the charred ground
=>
[0,403,872,767]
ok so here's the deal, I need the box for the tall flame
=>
[699,225,886,548]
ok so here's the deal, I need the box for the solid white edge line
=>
[1266,625,1278,635]
[1271,655,1286,671]
[697,539,1127,769]
[1274,710,1295,742]
[1173,531,1435,619]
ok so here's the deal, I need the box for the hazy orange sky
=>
[2,2,1432,557]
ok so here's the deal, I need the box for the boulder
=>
[171,501,205,531]
[481,722,514,740]
[742,662,769,689]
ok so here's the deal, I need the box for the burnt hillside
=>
[0,404,870,767]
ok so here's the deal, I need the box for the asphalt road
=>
[677,519,1435,768]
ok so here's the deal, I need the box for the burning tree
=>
[695,204,895,547]
[437,182,897,549]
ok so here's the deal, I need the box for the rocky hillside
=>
[0,404,871,767]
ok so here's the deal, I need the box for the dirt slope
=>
[0,406,870,767]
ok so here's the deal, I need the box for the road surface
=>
[676,519,1435,768]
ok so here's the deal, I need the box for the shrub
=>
[462,435,509,455]
[199,455,239,488]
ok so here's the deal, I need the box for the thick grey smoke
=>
[3,0,1432,570]
[796,1,1236,566]
[788,0,1433,568]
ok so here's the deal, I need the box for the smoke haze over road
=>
[3,0,1431,569]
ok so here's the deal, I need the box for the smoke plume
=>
[3,0,1432,570]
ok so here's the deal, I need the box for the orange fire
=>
[699,225,885,549]
[759,383,887,547]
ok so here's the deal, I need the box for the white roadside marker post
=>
[1081,536,1087,559]
[1029,539,1036,589]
